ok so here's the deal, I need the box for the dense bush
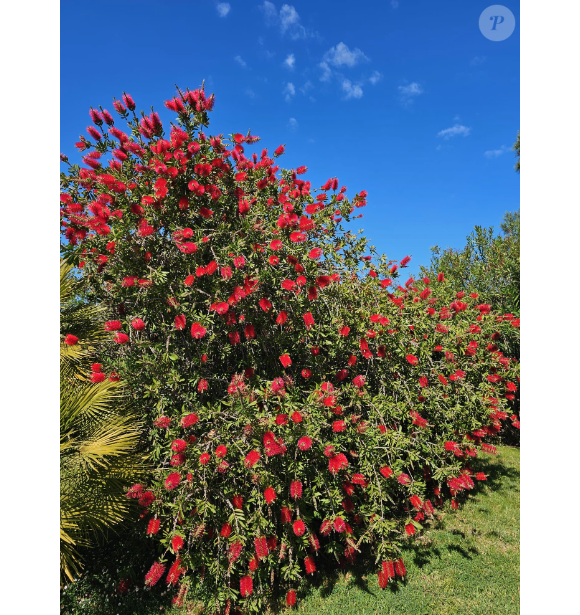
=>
[60,86,520,613]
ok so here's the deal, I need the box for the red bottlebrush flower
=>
[147,518,160,535]
[281,506,292,524]
[179,413,198,428]
[114,332,130,344]
[171,453,186,466]
[245,450,260,468]
[280,354,292,368]
[269,255,279,266]
[232,495,244,509]
[171,439,187,453]
[259,298,272,312]
[384,559,396,579]
[264,486,277,505]
[289,231,306,243]
[303,312,315,329]
[400,255,411,267]
[293,519,306,536]
[333,420,346,432]
[167,558,185,586]
[410,495,422,509]
[131,318,145,330]
[291,411,303,423]
[104,320,123,331]
[476,472,487,481]
[394,558,407,577]
[270,239,283,250]
[304,556,316,575]
[145,562,166,587]
[91,372,106,383]
[138,491,155,507]
[199,453,210,465]
[171,535,184,552]
[328,453,348,475]
[174,315,186,330]
[240,576,253,598]
[352,375,365,388]
[451,499,459,510]
[210,301,229,314]
[165,473,181,490]
[254,535,268,559]
[276,413,288,426]
[352,473,366,486]
[215,445,227,458]
[437,272,445,282]
[276,311,288,325]
[221,522,232,537]
[380,466,393,478]
[290,481,303,499]
[339,326,350,337]
[229,540,243,562]
[190,322,207,339]
[274,144,285,156]
[249,555,259,571]
[286,589,297,606]
[333,516,346,533]
[229,331,240,345]
[154,416,171,429]
[397,473,411,485]
[233,255,246,268]
[63,333,80,346]
[301,369,312,379]
[419,376,428,388]
[197,379,208,392]
[298,436,312,450]
[309,248,322,259]
[406,354,419,366]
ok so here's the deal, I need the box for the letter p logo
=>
[479,5,516,41]
[490,15,505,30]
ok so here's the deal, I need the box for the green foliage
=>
[420,211,520,319]
[61,261,147,583]
[60,86,520,612]
[513,131,520,173]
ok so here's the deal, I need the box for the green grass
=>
[288,446,520,615]
[61,447,519,615]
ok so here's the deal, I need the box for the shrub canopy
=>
[60,86,520,613]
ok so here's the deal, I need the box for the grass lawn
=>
[288,446,520,615]
[61,447,519,615]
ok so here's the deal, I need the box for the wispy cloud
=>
[391,0,399,8]
[216,2,231,17]
[341,79,363,100]
[245,88,256,99]
[288,117,298,130]
[369,70,383,85]
[260,2,311,39]
[318,61,332,82]
[300,80,313,94]
[234,55,247,68]
[283,53,295,70]
[437,124,472,139]
[470,55,486,66]
[484,145,509,158]
[283,82,296,102]
[398,81,423,105]
[323,42,369,68]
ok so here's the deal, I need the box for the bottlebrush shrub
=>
[60,86,520,613]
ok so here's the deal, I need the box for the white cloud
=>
[391,0,399,7]
[261,2,309,39]
[284,53,295,70]
[484,145,509,158]
[216,2,231,17]
[283,82,296,102]
[369,70,383,85]
[318,61,332,82]
[341,79,363,99]
[300,80,313,94]
[437,124,472,139]
[245,88,256,99]
[234,55,247,68]
[471,55,486,66]
[288,117,298,130]
[398,82,423,105]
[261,1,278,24]
[323,42,369,68]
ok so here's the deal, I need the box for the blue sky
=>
[60,0,519,277]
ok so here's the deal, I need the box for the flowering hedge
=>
[60,86,520,613]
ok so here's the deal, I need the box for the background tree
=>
[513,130,520,172]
